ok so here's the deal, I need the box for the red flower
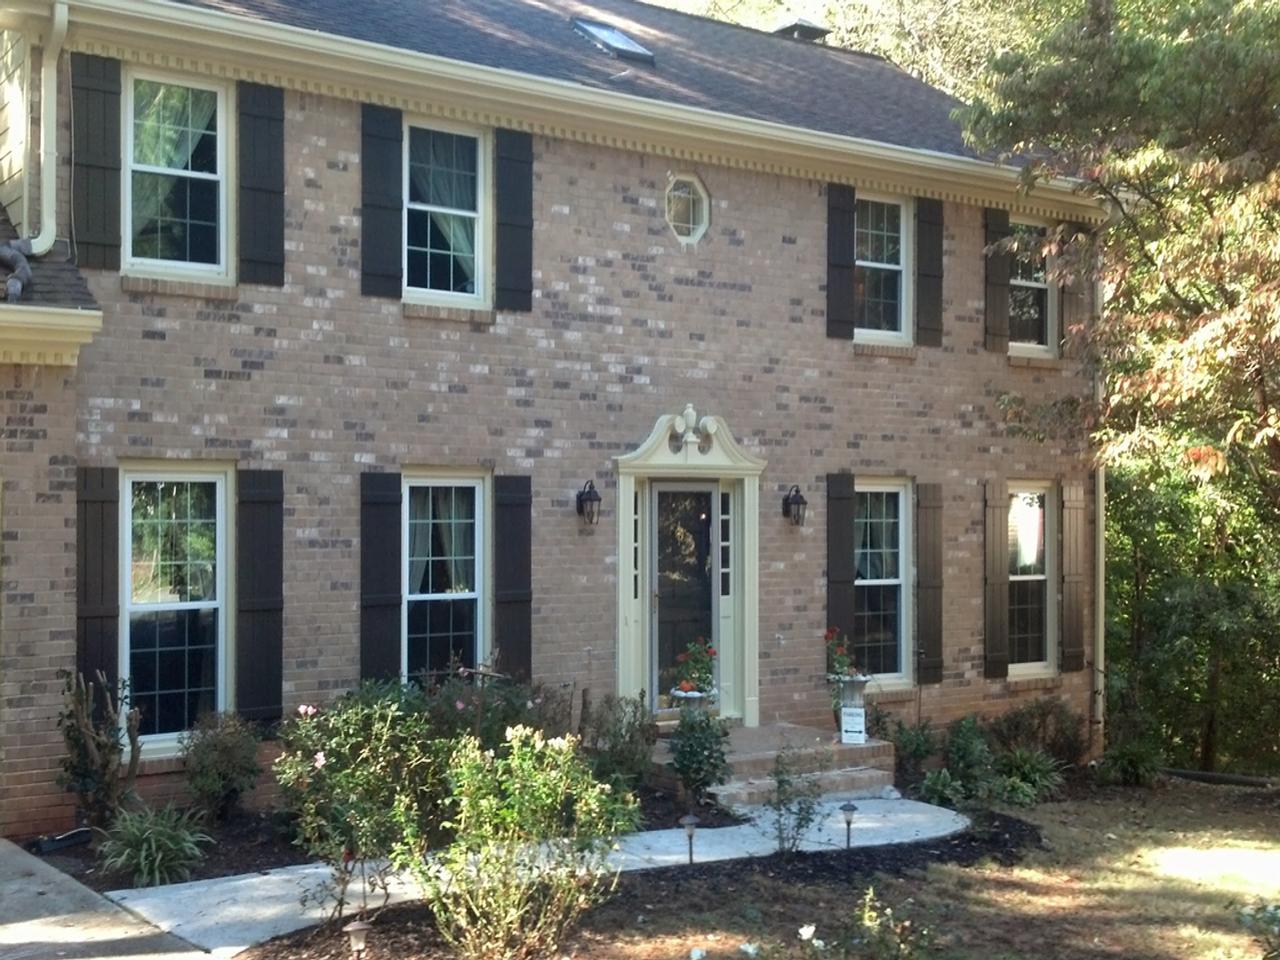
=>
[835,646,846,656]
[707,647,716,657]
[824,627,838,641]
[678,679,695,692]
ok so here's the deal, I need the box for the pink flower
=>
[456,699,467,711]
[313,751,326,769]
[297,704,317,718]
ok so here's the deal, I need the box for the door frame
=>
[614,405,766,726]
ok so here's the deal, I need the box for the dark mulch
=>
[38,809,311,893]
[634,785,746,830]
[239,812,1041,960]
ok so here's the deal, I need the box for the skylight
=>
[572,18,655,65]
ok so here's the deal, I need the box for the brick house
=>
[0,0,1104,838]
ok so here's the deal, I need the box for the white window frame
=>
[1007,481,1058,677]
[853,193,914,347]
[665,173,709,245]
[401,475,488,681]
[402,118,491,310]
[118,466,232,756]
[1008,219,1059,359]
[854,478,914,689]
[122,68,233,282]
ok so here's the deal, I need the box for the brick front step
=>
[648,722,897,806]
[713,764,894,808]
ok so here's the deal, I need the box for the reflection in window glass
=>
[406,483,480,676]
[1008,490,1048,664]
[126,478,221,736]
[854,199,904,332]
[1010,222,1051,346]
[853,489,903,674]
[406,127,479,295]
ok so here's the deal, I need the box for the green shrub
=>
[764,746,824,854]
[889,719,938,788]
[581,692,657,788]
[668,705,731,807]
[415,669,571,749]
[919,768,966,809]
[57,671,141,835]
[274,683,451,916]
[97,805,211,886]
[943,716,995,787]
[180,712,261,821]
[995,747,1065,803]
[1097,737,1164,787]
[407,726,637,960]
[985,697,1088,767]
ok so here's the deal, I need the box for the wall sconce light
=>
[343,919,373,960]
[840,801,858,849]
[679,813,700,864]
[782,485,808,527]
[576,480,602,525]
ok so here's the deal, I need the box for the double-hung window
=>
[405,123,486,304]
[852,481,913,677]
[1009,221,1057,354]
[403,479,484,677]
[854,196,912,342]
[126,74,227,273]
[121,472,228,739]
[1008,484,1055,671]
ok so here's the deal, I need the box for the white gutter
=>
[29,0,65,255]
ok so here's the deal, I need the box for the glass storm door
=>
[651,484,719,709]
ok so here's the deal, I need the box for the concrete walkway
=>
[0,839,204,960]
[105,797,967,959]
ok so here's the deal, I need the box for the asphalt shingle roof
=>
[0,211,100,310]
[176,0,974,158]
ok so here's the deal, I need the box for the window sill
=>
[1007,351,1064,370]
[122,275,241,302]
[853,341,917,360]
[402,301,496,326]
[1006,672,1062,693]
[866,683,917,705]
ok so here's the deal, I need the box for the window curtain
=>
[409,510,430,595]
[409,134,476,287]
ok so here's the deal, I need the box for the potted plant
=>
[825,627,871,733]
[671,636,717,707]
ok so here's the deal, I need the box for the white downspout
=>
[29,0,67,256]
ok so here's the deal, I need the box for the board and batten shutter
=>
[493,130,534,312]
[237,83,286,287]
[984,208,1012,353]
[77,467,120,690]
[826,473,858,643]
[360,471,402,680]
[70,54,121,270]
[1059,479,1087,672]
[915,482,944,684]
[983,479,1010,679]
[1058,222,1091,354]
[493,475,533,682]
[236,470,284,721]
[826,184,857,340]
[360,104,404,298]
[915,199,945,347]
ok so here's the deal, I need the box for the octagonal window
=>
[665,175,709,244]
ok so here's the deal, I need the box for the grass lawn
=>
[571,779,1279,959]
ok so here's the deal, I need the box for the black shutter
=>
[236,471,284,722]
[238,83,285,287]
[1060,479,1087,672]
[360,104,403,298]
[76,467,119,691]
[70,55,121,270]
[360,472,402,680]
[984,208,1011,353]
[915,198,944,347]
[826,184,857,339]
[494,130,534,312]
[493,475,533,682]
[984,480,1010,679]
[826,473,857,645]
[916,483,944,684]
